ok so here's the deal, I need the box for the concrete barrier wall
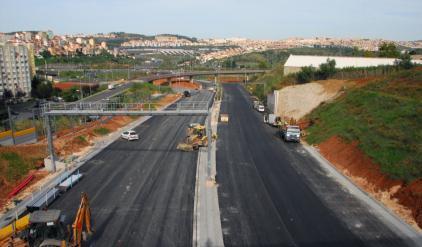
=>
[0,127,36,139]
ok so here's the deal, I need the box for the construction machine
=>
[0,192,92,247]
[177,123,208,151]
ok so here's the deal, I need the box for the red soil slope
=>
[318,136,422,230]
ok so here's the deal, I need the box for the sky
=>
[0,0,421,41]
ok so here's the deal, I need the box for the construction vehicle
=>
[177,123,208,151]
[220,114,229,123]
[264,114,282,127]
[183,91,191,97]
[0,192,92,247]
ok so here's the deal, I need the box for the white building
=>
[283,55,422,75]
[0,42,33,98]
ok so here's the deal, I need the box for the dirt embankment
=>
[317,136,422,231]
[0,144,48,210]
[171,80,200,90]
[275,79,348,120]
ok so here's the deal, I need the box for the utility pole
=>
[45,115,56,173]
[32,109,38,140]
[7,106,15,145]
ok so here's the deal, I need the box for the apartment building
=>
[0,42,33,98]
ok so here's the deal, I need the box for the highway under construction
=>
[0,82,420,247]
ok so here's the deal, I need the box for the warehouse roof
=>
[284,55,422,68]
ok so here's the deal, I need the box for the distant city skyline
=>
[1,0,421,41]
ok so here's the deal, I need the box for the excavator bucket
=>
[72,192,92,246]
[177,143,194,152]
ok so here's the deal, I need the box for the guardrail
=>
[0,168,79,228]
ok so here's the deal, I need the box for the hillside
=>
[306,68,421,182]
[304,68,422,228]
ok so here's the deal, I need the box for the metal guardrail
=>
[0,169,77,228]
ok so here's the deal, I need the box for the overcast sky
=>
[1,0,421,40]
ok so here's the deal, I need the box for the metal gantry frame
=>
[42,100,214,177]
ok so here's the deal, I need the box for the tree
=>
[31,76,53,99]
[3,89,13,99]
[316,58,336,80]
[396,52,414,70]
[258,60,269,69]
[223,59,237,69]
[379,42,400,58]
[31,76,42,98]
[36,82,53,99]
[40,50,52,59]
[62,87,79,102]
[297,66,315,84]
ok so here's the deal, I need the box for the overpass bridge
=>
[144,69,267,83]
[37,68,268,81]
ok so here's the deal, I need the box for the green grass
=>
[1,152,33,181]
[75,135,88,144]
[306,69,422,182]
[94,127,110,136]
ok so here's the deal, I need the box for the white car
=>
[121,130,139,141]
[258,105,265,112]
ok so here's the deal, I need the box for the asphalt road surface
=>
[51,90,212,246]
[79,82,135,103]
[217,84,409,247]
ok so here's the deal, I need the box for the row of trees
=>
[297,59,337,83]
[296,51,415,84]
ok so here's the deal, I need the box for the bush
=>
[94,127,110,136]
[75,135,88,144]
[296,59,336,83]
[315,59,336,80]
[297,66,315,83]
[395,53,414,70]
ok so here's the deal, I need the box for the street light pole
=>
[7,106,15,145]
[44,58,47,80]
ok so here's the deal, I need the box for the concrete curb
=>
[302,143,422,247]
[193,97,224,247]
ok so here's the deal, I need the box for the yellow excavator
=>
[0,192,92,247]
[177,123,208,151]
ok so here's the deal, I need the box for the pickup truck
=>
[280,125,301,142]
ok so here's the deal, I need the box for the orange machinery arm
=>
[72,192,92,246]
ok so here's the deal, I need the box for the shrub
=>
[94,127,110,136]
[297,66,315,83]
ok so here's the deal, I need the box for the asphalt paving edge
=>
[302,143,422,247]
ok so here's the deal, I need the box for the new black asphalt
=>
[51,90,212,246]
[217,84,409,247]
